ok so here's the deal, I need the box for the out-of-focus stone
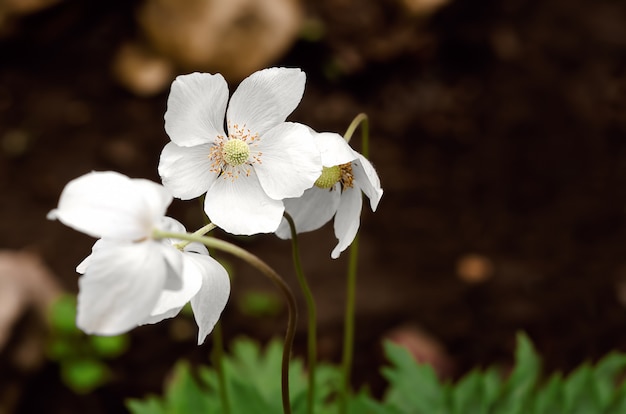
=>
[112,42,175,97]
[399,0,449,16]
[0,250,62,351]
[0,0,61,35]
[456,253,494,284]
[136,0,303,83]
[384,324,454,380]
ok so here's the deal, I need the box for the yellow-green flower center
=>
[222,139,250,166]
[315,165,341,189]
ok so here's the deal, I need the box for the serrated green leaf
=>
[562,364,603,413]
[126,397,166,414]
[493,332,541,414]
[452,370,489,414]
[381,341,446,413]
[164,360,216,413]
[349,389,401,414]
[531,373,563,414]
[592,352,626,407]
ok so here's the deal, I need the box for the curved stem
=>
[283,213,317,414]
[339,235,359,414]
[174,222,217,250]
[211,322,231,414]
[339,113,369,414]
[153,230,297,414]
[343,113,369,154]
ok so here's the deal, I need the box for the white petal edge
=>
[159,142,217,200]
[227,68,306,137]
[142,251,204,325]
[204,169,284,235]
[164,72,228,147]
[331,188,363,259]
[48,171,170,240]
[314,132,357,167]
[352,153,383,211]
[275,185,341,239]
[76,240,180,335]
[188,253,230,345]
[254,122,322,200]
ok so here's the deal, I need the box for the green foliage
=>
[236,291,283,318]
[46,294,130,394]
[376,332,626,414]
[127,337,342,414]
[126,333,626,414]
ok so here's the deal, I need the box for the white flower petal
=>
[314,132,357,167]
[331,188,363,259]
[188,253,230,345]
[227,68,305,136]
[204,169,284,235]
[275,186,341,239]
[142,251,204,325]
[48,171,171,240]
[352,153,383,211]
[158,141,217,200]
[164,72,228,147]
[254,122,322,200]
[76,240,181,335]
[76,238,114,274]
[158,216,187,234]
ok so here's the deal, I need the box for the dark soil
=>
[2,0,626,412]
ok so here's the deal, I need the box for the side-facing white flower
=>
[275,131,383,258]
[48,171,229,341]
[158,67,322,236]
[140,218,230,345]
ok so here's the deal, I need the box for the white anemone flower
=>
[139,218,230,345]
[275,131,383,258]
[158,67,322,236]
[48,171,229,341]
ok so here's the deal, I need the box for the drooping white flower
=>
[48,171,229,341]
[158,68,322,236]
[275,131,383,258]
[139,218,230,345]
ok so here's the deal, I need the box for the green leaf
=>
[89,334,130,358]
[60,358,110,394]
[164,360,216,413]
[126,397,166,414]
[48,294,79,334]
[46,337,74,361]
[237,291,283,318]
[452,370,490,414]
[531,373,563,414]
[381,341,446,413]
[562,364,602,413]
[493,332,541,413]
[592,352,626,407]
[348,390,401,414]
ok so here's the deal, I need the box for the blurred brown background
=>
[2,0,626,412]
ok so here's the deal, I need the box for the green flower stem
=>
[210,321,230,414]
[174,222,217,250]
[343,113,369,156]
[339,235,359,414]
[153,230,298,414]
[283,212,317,414]
[339,113,369,414]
